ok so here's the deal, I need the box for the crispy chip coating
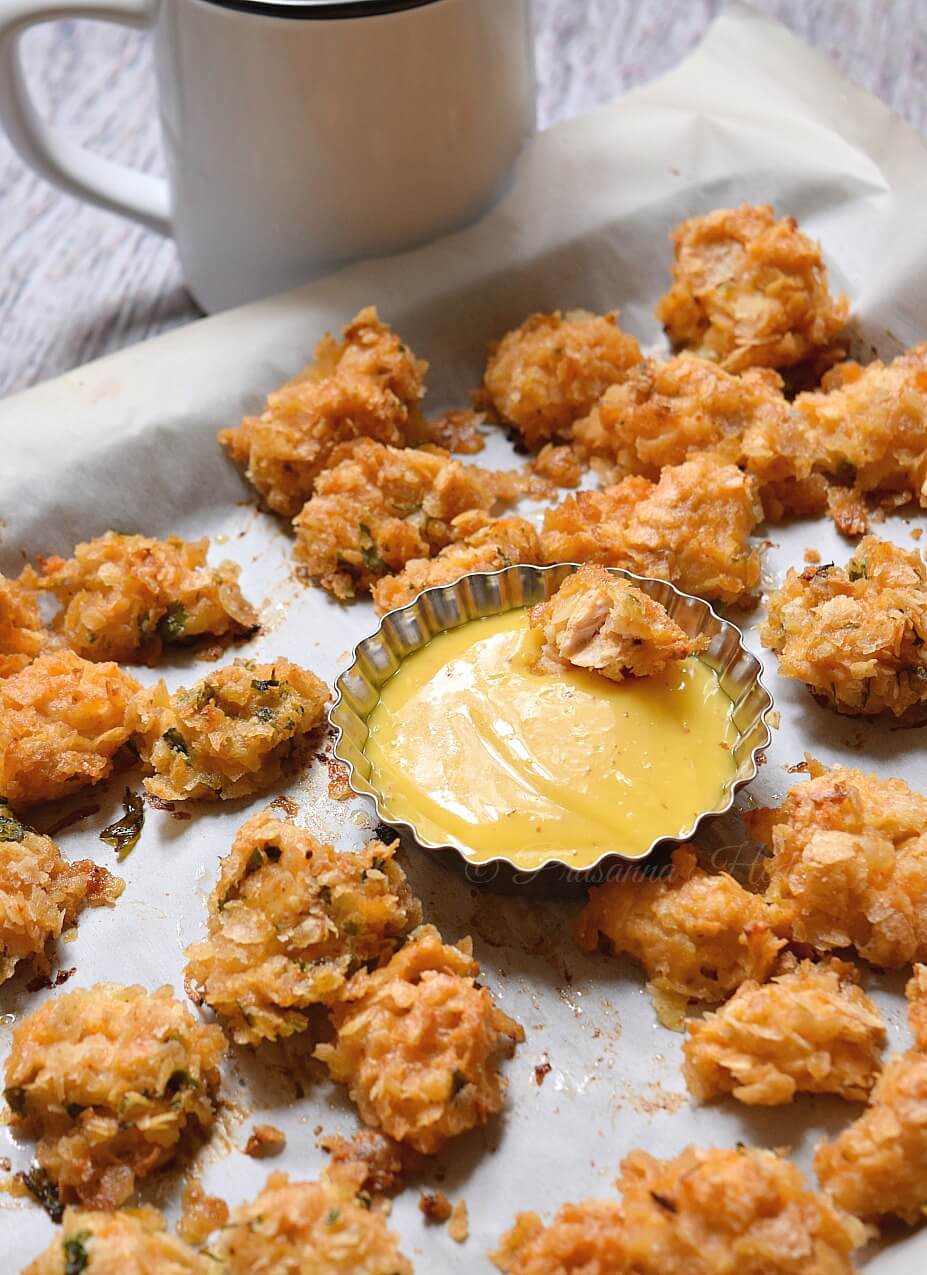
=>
[528,564,707,682]
[33,532,257,664]
[316,924,524,1154]
[0,571,48,677]
[130,658,328,801]
[762,537,927,717]
[683,956,885,1105]
[371,515,541,614]
[492,1144,866,1275]
[750,346,927,531]
[23,1205,212,1275]
[0,806,123,984]
[0,651,140,808]
[814,970,927,1224]
[184,810,421,1045]
[656,205,848,373]
[292,438,536,600]
[747,759,927,967]
[541,458,763,604]
[574,846,785,1028]
[481,310,642,448]
[215,1167,412,1275]
[5,983,226,1209]
[573,355,788,485]
[219,307,428,517]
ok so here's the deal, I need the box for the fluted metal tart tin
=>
[330,563,773,890]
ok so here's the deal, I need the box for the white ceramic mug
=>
[0,0,536,310]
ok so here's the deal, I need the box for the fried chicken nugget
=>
[0,804,123,984]
[130,658,328,802]
[492,1145,867,1275]
[528,564,707,681]
[761,537,927,717]
[656,205,848,373]
[219,307,428,517]
[481,310,642,448]
[184,809,421,1045]
[0,570,48,677]
[814,971,927,1225]
[4,983,226,1209]
[24,1205,213,1275]
[572,355,788,484]
[747,759,927,967]
[292,437,537,600]
[371,514,541,614]
[756,346,927,534]
[316,924,524,1154]
[541,457,763,605]
[0,651,140,808]
[33,531,257,664]
[575,845,786,1029]
[215,1165,412,1275]
[683,956,885,1105]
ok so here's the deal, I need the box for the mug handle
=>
[0,0,171,234]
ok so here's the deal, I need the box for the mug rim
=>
[193,0,441,16]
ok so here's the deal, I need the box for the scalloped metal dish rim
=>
[329,562,773,877]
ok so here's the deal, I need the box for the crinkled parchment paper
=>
[2,3,926,1269]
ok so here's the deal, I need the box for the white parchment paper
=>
[2,4,926,1268]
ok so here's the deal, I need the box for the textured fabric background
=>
[0,0,922,395]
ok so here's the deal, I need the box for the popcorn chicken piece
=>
[215,1166,412,1275]
[292,438,534,600]
[683,957,885,1105]
[771,347,927,533]
[814,971,927,1225]
[656,205,848,373]
[184,809,421,1045]
[23,1205,213,1275]
[761,537,927,717]
[574,846,785,1028]
[491,1201,626,1275]
[219,306,428,517]
[747,760,927,967]
[130,658,328,802]
[0,805,123,984]
[34,531,257,664]
[541,457,763,605]
[0,571,48,677]
[316,924,523,1154]
[371,515,541,614]
[481,310,642,448]
[573,355,788,484]
[529,564,707,682]
[529,442,584,488]
[492,1145,866,1275]
[0,651,140,808]
[4,983,226,1209]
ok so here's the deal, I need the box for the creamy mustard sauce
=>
[365,610,738,869]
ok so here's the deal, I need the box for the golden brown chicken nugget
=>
[23,1205,213,1275]
[762,537,927,717]
[575,845,785,1029]
[541,457,763,605]
[0,570,48,677]
[219,306,428,517]
[0,651,140,808]
[481,310,642,448]
[316,924,523,1155]
[130,658,328,802]
[34,531,257,664]
[184,809,421,1045]
[5,983,226,1209]
[656,204,848,373]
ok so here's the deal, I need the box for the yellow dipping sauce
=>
[365,610,738,869]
